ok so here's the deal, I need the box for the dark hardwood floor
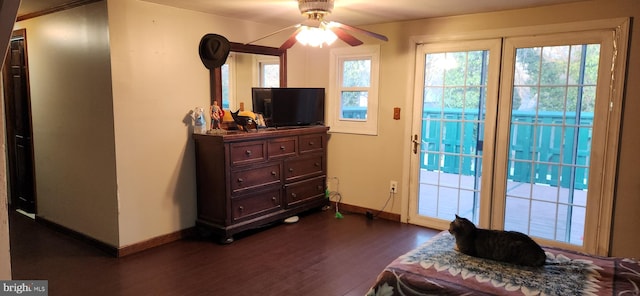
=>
[9,208,439,296]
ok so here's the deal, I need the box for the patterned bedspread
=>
[367,231,640,296]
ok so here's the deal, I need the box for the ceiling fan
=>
[247,0,388,50]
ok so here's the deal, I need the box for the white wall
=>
[13,1,119,246]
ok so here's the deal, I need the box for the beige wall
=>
[106,0,295,247]
[6,0,297,252]
[233,53,254,110]
[319,0,640,258]
[12,2,119,246]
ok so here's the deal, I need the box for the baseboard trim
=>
[117,228,195,257]
[36,216,119,257]
[35,216,196,257]
[335,203,400,222]
[34,205,394,257]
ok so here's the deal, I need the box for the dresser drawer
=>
[299,134,325,154]
[232,188,282,222]
[284,154,324,182]
[230,140,266,166]
[268,137,297,159]
[230,163,281,194]
[284,176,325,208]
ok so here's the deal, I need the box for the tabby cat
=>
[448,215,547,267]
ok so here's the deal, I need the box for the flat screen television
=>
[252,87,325,127]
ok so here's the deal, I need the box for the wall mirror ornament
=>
[211,42,287,111]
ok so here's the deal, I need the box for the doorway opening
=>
[2,28,36,216]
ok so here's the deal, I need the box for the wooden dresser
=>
[193,126,329,243]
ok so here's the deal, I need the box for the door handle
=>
[412,135,419,154]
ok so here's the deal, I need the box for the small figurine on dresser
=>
[210,101,224,130]
[192,107,207,134]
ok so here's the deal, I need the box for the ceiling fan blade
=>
[279,27,304,50]
[330,22,389,42]
[328,27,363,47]
[245,24,300,45]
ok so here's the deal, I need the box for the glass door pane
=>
[417,50,490,224]
[504,44,599,246]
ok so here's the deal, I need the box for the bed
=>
[366,231,640,296]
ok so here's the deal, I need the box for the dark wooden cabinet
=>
[193,126,329,243]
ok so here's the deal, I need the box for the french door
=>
[408,39,502,231]
[409,28,625,254]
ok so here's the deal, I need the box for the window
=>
[221,54,236,110]
[329,45,380,135]
[258,59,280,87]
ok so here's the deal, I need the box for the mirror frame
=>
[211,42,287,107]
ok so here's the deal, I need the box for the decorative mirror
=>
[211,42,287,110]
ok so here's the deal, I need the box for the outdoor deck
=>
[418,170,586,245]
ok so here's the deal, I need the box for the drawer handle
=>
[239,206,244,212]
[308,141,315,146]
[245,150,252,156]
[272,196,277,202]
[314,162,320,167]
[271,171,277,176]
[280,145,286,150]
[317,185,323,190]
[291,193,297,198]
[237,178,244,183]
[288,168,294,172]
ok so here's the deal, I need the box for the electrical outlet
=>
[390,181,398,193]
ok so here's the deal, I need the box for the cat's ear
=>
[455,214,460,219]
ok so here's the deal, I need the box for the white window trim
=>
[329,44,380,135]
[253,55,280,87]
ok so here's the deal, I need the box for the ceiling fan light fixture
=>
[249,0,387,50]
[295,26,337,47]
[298,0,334,15]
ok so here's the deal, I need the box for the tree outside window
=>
[341,59,371,120]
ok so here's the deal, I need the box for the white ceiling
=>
[138,0,590,27]
[19,0,590,26]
